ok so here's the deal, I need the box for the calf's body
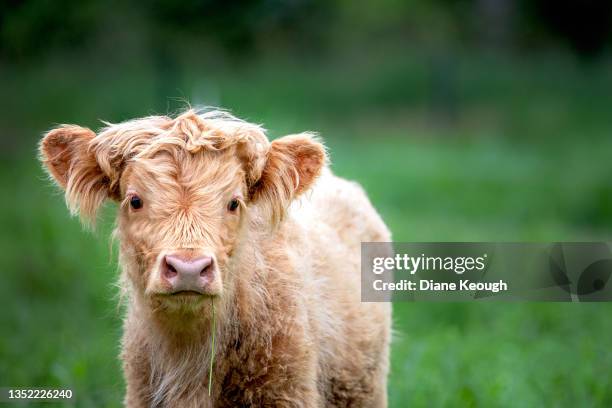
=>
[40,110,391,407]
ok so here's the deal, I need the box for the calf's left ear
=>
[40,125,112,227]
[249,133,326,224]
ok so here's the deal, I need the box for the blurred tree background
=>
[1,1,612,406]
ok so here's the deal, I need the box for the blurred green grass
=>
[1,51,612,407]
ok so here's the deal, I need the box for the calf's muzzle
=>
[162,254,215,294]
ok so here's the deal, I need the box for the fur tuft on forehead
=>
[93,109,270,189]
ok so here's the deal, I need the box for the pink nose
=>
[163,254,214,293]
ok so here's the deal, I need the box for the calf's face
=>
[39,111,325,315]
[119,149,245,302]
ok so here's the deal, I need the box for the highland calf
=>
[40,109,392,407]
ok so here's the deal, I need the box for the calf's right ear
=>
[40,125,111,226]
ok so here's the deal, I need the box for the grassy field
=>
[1,50,612,407]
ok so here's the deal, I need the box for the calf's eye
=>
[130,195,143,210]
[227,199,240,212]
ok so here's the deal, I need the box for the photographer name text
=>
[373,279,508,293]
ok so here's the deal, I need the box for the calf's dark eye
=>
[130,195,143,210]
[228,199,240,212]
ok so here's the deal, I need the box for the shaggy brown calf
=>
[40,109,391,407]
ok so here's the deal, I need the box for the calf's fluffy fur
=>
[40,109,392,407]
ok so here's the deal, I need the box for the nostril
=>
[200,259,214,277]
[164,259,178,279]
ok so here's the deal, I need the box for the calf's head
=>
[40,110,325,316]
